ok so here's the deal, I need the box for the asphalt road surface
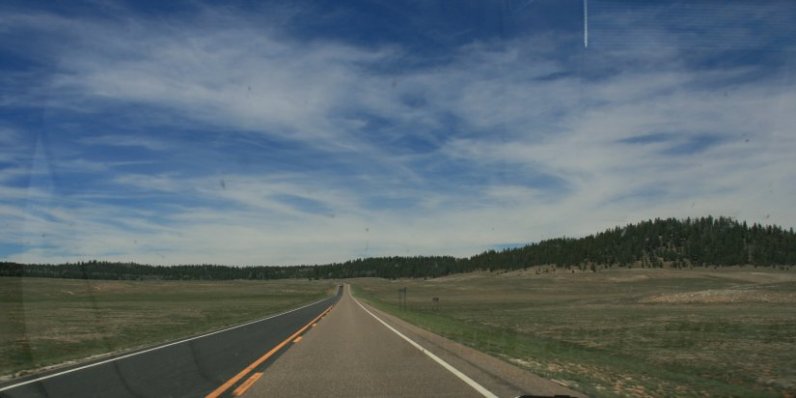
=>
[0,289,341,398]
[246,285,490,398]
[244,285,584,398]
[1,284,583,398]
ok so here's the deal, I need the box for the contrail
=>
[583,0,589,48]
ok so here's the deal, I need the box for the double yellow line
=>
[205,304,334,398]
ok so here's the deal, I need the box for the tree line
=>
[468,216,796,272]
[1,216,794,281]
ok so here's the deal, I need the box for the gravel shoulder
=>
[357,297,586,398]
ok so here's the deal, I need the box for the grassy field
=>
[352,267,796,397]
[0,277,334,379]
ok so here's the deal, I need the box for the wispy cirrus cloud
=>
[0,1,794,264]
[78,135,169,151]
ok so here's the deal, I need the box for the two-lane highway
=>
[2,284,583,398]
[245,285,490,397]
[0,288,341,398]
[244,285,583,398]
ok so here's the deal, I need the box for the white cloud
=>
[78,135,169,151]
[1,3,795,264]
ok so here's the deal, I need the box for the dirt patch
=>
[607,274,650,283]
[640,289,796,304]
[427,272,489,282]
[734,272,796,283]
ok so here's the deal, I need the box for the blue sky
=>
[1,0,795,265]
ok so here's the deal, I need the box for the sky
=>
[1,0,795,265]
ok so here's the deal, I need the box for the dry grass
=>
[0,278,334,379]
[353,267,796,397]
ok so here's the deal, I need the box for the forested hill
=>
[468,216,796,272]
[1,216,794,280]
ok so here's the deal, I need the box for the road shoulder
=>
[354,298,586,398]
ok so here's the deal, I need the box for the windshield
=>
[1,1,794,397]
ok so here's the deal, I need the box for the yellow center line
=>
[204,305,333,398]
[231,372,263,397]
[292,336,303,343]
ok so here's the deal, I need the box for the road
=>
[246,285,487,397]
[0,289,341,398]
[1,285,583,398]
[244,285,583,398]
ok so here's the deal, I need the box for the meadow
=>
[0,278,334,379]
[353,267,796,397]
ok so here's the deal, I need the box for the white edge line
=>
[0,295,334,393]
[349,287,499,398]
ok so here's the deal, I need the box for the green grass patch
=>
[0,278,334,378]
[352,268,796,397]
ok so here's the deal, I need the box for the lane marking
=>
[292,336,303,343]
[231,372,263,397]
[350,289,499,398]
[205,305,333,398]
[0,296,334,394]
